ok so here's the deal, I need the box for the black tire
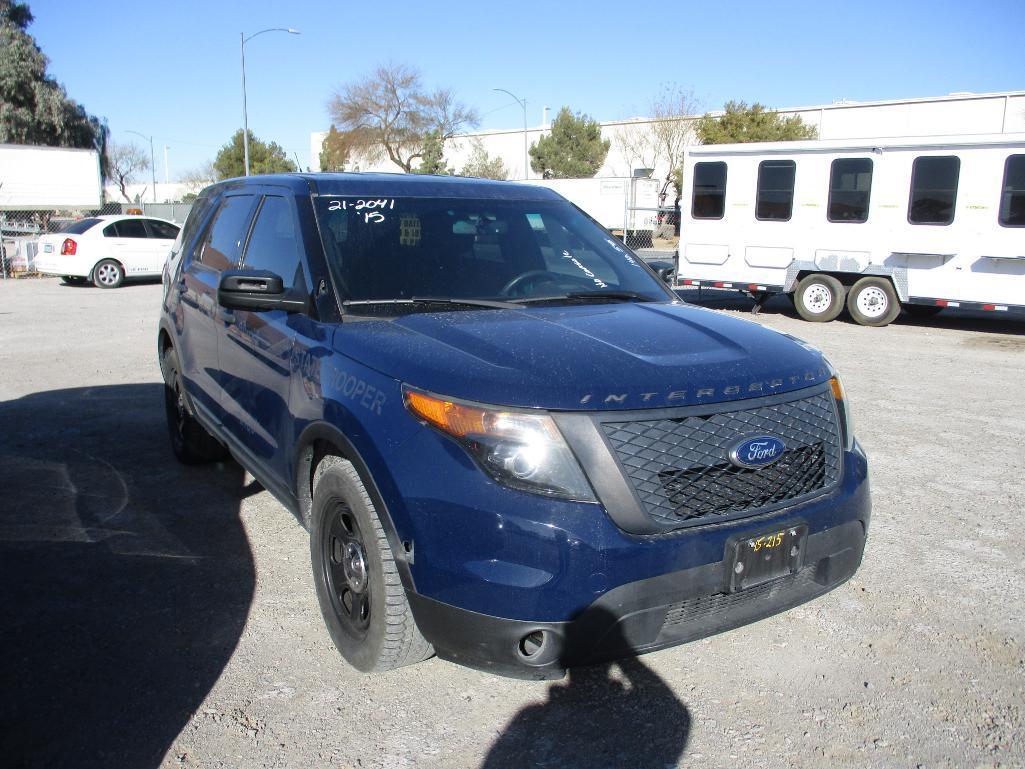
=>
[93,259,124,289]
[847,276,901,327]
[903,304,944,319]
[310,455,432,673]
[793,273,846,322]
[161,347,227,464]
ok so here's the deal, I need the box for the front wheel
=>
[794,273,846,322]
[93,259,124,289]
[310,455,432,673]
[847,277,901,327]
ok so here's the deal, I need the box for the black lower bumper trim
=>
[408,519,866,679]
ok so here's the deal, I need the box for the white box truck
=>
[674,135,1025,326]
[524,176,662,245]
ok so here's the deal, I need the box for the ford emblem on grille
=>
[729,436,787,469]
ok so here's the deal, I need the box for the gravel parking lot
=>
[2,278,1023,769]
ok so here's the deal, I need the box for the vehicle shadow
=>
[0,383,256,768]
[676,287,1025,336]
[481,612,691,769]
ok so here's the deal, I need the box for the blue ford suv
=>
[158,173,870,678]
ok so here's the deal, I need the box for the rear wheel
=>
[794,273,846,322]
[93,259,124,289]
[161,348,227,464]
[847,277,901,327]
[310,455,432,673]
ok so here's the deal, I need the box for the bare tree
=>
[649,84,700,205]
[327,62,479,173]
[613,123,657,176]
[106,141,149,203]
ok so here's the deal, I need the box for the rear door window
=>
[198,195,256,270]
[240,196,303,289]
[827,158,873,223]
[144,219,181,240]
[113,218,149,238]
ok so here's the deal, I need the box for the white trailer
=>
[0,144,102,210]
[523,176,661,243]
[674,135,1025,326]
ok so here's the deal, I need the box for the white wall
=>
[310,90,1025,183]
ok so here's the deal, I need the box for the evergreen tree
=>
[0,2,108,164]
[529,107,610,179]
[319,125,350,171]
[411,132,452,175]
[695,101,818,144]
[213,129,296,179]
[459,139,508,180]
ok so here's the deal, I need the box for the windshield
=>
[56,218,102,235]
[313,196,670,307]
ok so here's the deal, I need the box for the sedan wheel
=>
[93,259,125,289]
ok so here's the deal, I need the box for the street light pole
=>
[127,129,156,203]
[241,27,300,177]
[494,88,528,180]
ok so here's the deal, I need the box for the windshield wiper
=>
[512,290,656,305]
[343,297,520,310]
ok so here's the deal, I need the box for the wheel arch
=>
[294,421,416,593]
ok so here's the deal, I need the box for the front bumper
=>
[408,518,866,679]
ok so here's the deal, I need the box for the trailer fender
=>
[784,261,909,302]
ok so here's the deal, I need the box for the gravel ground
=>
[1,278,1022,769]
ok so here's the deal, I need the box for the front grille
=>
[600,388,841,530]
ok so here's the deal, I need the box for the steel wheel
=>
[794,273,845,322]
[847,277,901,327]
[309,455,433,672]
[322,502,372,639]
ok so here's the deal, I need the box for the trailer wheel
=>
[794,274,845,322]
[847,277,901,327]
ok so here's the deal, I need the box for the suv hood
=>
[331,302,830,411]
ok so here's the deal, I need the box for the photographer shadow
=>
[482,610,691,769]
[0,383,256,768]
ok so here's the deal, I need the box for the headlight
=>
[403,387,596,502]
[825,364,855,452]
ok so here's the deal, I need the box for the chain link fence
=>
[1,202,192,278]
[620,203,679,283]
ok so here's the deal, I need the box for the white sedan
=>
[34,215,181,288]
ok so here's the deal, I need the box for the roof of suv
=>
[208,173,565,201]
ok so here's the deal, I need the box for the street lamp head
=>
[287,28,300,34]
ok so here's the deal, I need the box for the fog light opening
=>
[518,630,547,659]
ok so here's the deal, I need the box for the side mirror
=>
[647,260,676,285]
[218,269,308,313]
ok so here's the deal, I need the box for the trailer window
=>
[756,160,796,221]
[908,156,959,225]
[692,162,727,219]
[999,154,1025,227]
[827,158,872,223]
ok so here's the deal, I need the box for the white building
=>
[310,90,1025,183]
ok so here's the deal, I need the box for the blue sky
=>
[27,0,1025,179]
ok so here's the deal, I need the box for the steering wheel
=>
[499,270,559,297]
